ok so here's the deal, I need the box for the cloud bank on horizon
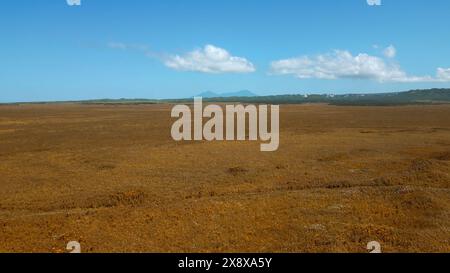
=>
[270,46,450,83]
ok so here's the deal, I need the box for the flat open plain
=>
[0,103,449,252]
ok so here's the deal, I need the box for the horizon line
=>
[1,88,449,105]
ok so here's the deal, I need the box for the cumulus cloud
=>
[383,45,396,58]
[164,45,255,74]
[271,50,406,81]
[270,50,450,83]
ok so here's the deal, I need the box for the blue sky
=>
[1,0,450,102]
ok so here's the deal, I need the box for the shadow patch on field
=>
[317,153,349,162]
[227,167,249,176]
[85,190,147,208]
[324,180,353,189]
[39,190,149,211]
[97,164,116,170]
[431,151,450,161]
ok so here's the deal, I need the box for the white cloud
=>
[107,42,150,52]
[367,0,381,6]
[383,45,396,58]
[271,50,405,81]
[164,45,255,74]
[270,50,450,83]
[107,42,128,50]
[437,68,450,81]
[67,0,81,6]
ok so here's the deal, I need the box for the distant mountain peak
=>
[196,91,219,98]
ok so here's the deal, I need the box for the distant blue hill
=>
[5,88,449,106]
[195,90,257,98]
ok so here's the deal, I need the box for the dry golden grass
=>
[0,103,449,252]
